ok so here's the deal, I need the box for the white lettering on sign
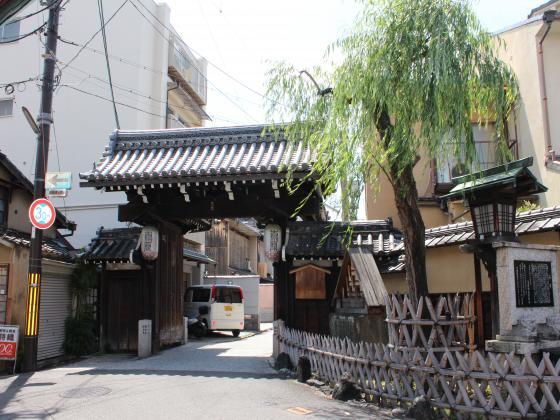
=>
[0,325,19,361]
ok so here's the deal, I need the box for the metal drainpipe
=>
[536,11,557,164]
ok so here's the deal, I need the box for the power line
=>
[58,38,264,110]
[60,0,128,71]
[128,0,259,123]
[97,0,120,129]
[60,61,198,117]
[51,115,68,218]
[1,0,61,24]
[129,0,280,109]
[60,84,166,119]
[0,21,46,44]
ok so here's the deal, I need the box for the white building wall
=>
[0,0,179,247]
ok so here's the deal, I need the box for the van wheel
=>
[232,330,240,337]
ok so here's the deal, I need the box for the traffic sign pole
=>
[23,1,60,372]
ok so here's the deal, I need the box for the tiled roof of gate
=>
[424,205,560,248]
[79,124,315,187]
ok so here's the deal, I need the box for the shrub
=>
[63,317,97,357]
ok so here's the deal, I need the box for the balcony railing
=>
[168,34,207,106]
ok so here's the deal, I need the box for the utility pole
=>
[22,0,60,372]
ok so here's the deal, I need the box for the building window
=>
[0,99,13,117]
[437,123,498,184]
[0,187,8,225]
[0,20,20,42]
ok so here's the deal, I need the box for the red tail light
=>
[239,287,244,300]
[211,285,217,301]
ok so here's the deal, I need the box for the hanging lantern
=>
[264,224,282,262]
[140,226,159,260]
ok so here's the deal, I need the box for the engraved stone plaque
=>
[514,260,554,308]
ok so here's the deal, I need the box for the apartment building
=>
[0,0,208,247]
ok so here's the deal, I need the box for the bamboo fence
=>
[275,294,560,419]
[385,293,477,353]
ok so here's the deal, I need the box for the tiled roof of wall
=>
[285,220,403,259]
[0,228,74,261]
[424,205,560,248]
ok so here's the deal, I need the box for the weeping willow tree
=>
[266,0,518,302]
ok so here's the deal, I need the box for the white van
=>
[184,285,245,337]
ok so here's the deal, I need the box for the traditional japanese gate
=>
[80,124,324,349]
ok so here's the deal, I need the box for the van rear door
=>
[210,287,244,330]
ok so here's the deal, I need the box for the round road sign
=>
[29,198,56,230]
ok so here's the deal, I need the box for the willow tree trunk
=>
[375,105,429,303]
[389,163,429,303]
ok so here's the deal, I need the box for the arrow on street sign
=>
[45,172,72,191]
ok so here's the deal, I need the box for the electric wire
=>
[128,0,259,123]
[59,61,204,119]
[51,115,69,217]
[0,21,46,44]
[59,84,242,125]
[59,84,167,118]
[60,0,128,71]
[1,0,60,25]
[130,0,284,109]
[97,0,120,129]
[57,37,263,109]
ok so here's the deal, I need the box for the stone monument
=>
[486,242,560,354]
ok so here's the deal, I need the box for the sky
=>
[165,0,546,128]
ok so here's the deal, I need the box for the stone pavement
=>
[0,329,396,419]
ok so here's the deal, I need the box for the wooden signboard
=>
[514,260,554,308]
[291,265,329,300]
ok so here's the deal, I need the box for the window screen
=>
[186,288,210,303]
[436,123,498,184]
[0,20,20,42]
[0,99,13,117]
[216,288,242,303]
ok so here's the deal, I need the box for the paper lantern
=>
[141,226,159,260]
[264,224,282,262]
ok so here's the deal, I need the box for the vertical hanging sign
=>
[264,224,282,262]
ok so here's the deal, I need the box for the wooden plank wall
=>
[156,223,184,347]
[205,221,229,274]
[229,230,249,271]
[101,270,148,352]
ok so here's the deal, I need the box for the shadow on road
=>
[67,368,279,380]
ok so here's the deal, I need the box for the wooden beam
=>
[119,188,322,222]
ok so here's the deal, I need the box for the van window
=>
[186,288,211,303]
[216,287,242,304]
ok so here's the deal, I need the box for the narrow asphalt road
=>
[0,329,394,419]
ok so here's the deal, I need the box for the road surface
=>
[0,329,394,419]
